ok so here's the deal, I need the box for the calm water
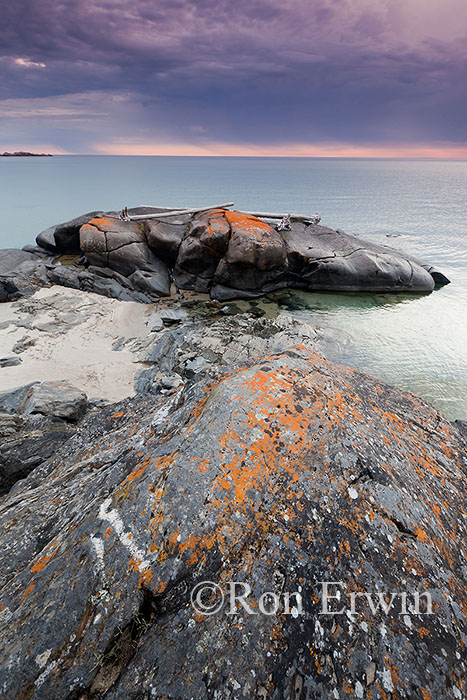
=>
[1,156,466,419]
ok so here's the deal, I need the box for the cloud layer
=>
[1,0,466,154]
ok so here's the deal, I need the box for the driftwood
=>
[242,210,321,224]
[119,203,320,228]
[276,214,292,231]
[120,203,235,222]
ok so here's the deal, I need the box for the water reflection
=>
[267,286,467,421]
[270,289,433,313]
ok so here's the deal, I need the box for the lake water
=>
[1,156,466,419]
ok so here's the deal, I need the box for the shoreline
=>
[0,206,466,699]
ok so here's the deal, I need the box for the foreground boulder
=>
[0,349,465,699]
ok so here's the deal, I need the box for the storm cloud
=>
[1,0,466,154]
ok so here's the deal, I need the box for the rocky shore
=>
[0,205,450,306]
[0,206,465,700]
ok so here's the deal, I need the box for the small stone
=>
[184,356,211,377]
[160,309,188,325]
[0,357,22,368]
[365,661,376,686]
[160,374,183,390]
[150,317,164,332]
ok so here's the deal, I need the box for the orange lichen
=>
[30,542,59,573]
[225,210,275,236]
[124,456,153,483]
[87,217,114,228]
[22,583,35,600]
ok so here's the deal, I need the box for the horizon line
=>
[3,141,467,159]
[59,154,467,160]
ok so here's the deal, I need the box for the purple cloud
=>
[0,0,466,152]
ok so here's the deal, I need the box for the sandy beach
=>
[0,286,155,402]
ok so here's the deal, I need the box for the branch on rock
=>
[118,203,321,227]
[120,202,235,222]
[243,210,321,225]
[276,215,292,231]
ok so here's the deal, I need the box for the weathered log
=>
[243,210,321,224]
[124,202,235,221]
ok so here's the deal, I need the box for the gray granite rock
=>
[80,216,170,284]
[36,211,104,254]
[0,356,22,368]
[0,383,38,413]
[47,264,82,290]
[0,350,465,698]
[0,249,38,275]
[129,268,171,298]
[19,380,88,422]
[0,259,49,300]
[283,222,440,292]
[21,245,50,257]
[0,413,75,497]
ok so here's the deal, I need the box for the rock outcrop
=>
[0,381,87,496]
[36,212,104,253]
[0,205,450,305]
[144,214,191,266]
[0,348,466,699]
[284,223,444,293]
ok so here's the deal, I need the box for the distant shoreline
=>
[1,151,53,157]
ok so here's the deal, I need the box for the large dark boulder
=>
[173,209,232,292]
[210,210,288,300]
[80,217,170,295]
[173,209,288,298]
[283,222,442,292]
[8,206,449,304]
[35,226,57,253]
[143,214,191,266]
[0,349,465,699]
[36,211,104,254]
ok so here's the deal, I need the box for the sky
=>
[0,0,466,156]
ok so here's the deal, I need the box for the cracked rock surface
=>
[0,348,466,699]
[0,206,450,305]
[80,217,170,294]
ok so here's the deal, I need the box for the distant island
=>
[1,151,53,157]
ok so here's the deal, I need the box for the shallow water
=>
[1,156,466,418]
